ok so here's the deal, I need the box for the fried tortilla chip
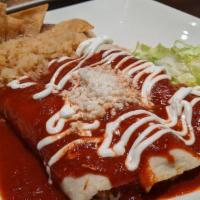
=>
[6,16,24,40]
[0,3,48,41]
[10,4,48,37]
[0,3,6,43]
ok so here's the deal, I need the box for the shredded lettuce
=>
[133,41,200,86]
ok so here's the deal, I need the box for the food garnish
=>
[133,41,200,86]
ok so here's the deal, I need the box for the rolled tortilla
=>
[1,36,200,200]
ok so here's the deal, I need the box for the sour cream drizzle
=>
[98,89,197,171]
[7,76,36,89]
[7,37,200,174]
[48,138,101,167]
[33,36,114,100]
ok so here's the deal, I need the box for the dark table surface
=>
[3,0,200,18]
[50,0,200,19]
[156,0,200,18]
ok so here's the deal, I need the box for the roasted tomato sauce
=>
[0,51,200,199]
[0,119,67,200]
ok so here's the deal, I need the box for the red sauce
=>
[118,166,200,199]
[0,51,200,199]
[0,118,67,200]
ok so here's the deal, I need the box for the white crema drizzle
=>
[98,86,198,171]
[8,37,200,174]
[33,36,113,100]
[31,38,119,181]
[67,37,200,171]
[7,76,36,89]
[35,37,114,151]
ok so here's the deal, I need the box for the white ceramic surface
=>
[45,0,200,199]
[45,0,200,49]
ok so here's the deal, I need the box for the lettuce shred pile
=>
[133,41,200,86]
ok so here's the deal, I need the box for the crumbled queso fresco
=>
[63,65,138,120]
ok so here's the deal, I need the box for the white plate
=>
[45,0,200,199]
[45,0,200,49]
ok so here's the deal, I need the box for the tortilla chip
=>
[0,3,7,43]
[54,18,94,34]
[6,16,25,40]
[10,4,48,36]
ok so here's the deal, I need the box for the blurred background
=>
[0,0,200,18]
[157,0,200,18]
